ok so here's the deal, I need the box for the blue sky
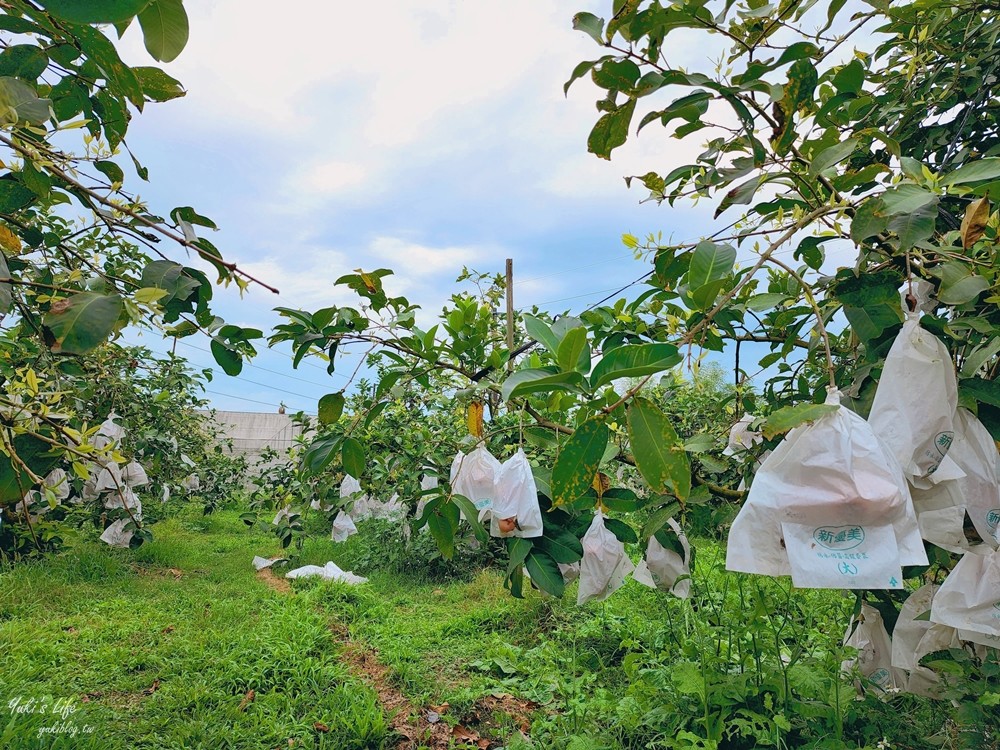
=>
[112,1,737,412]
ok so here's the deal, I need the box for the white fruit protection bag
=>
[633,518,691,598]
[867,309,959,488]
[285,561,367,584]
[341,475,370,521]
[841,603,903,696]
[931,547,1000,649]
[577,511,635,605]
[490,449,543,538]
[331,510,358,542]
[726,388,926,588]
[450,445,501,520]
[910,408,1000,552]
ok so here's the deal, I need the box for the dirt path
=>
[255,568,501,749]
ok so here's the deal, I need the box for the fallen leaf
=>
[238,689,255,712]
[161,625,175,634]
[142,679,160,696]
[313,722,329,733]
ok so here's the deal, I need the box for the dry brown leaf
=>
[238,689,255,712]
[141,680,160,696]
[161,625,175,634]
[961,196,990,249]
[313,722,329,733]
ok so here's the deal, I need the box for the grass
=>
[0,510,386,750]
[1,509,984,750]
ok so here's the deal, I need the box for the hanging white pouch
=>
[341,475,370,520]
[911,408,1000,551]
[451,445,500,520]
[331,510,358,542]
[891,583,939,674]
[722,415,763,457]
[43,468,69,501]
[122,461,148,488]
[491,449,543,538]
[868,311,958,486]
[930,547,1000,649]
[100,518,134,548]
[92,413,125,451]
[577,512,634,605]
[841,603,903,696]
[633,518,691,598]
[727,389,925,586]
[380,493,406,521]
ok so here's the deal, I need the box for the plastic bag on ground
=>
[331,510,358,542]
[253,556,283,570]
[910,408,1000,551]
[633,518,691,598]
[726,389,926,587]
[841,603,903,696]
[930,547,1000,649]
[868,311,958,487]
[577,512,635,605]
[450,445,500,520]
[285,561,367,584]
[490,449,543,538]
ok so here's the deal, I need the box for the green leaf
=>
[588,97,636,160]
[341,437,365,478]
[0,251,11,313]
[556,326,589,373]
[850,198,887,242]
[590,343,681,389]
[210,339,242,376]
[641,501,681,543]
[501,369,586,401]
[551,417,608,506]
[38,0,150,24]
[714,176,762,218]
[942,158,1000,186]
[134,66,185,101]
[0,179,35,213]
[0,433,61,503]
[0,46,49,80]
[572,12,605,45]
[138,0,189,63]
[762,402,837,439]
[809,138,858,176]
[688,241,736,298]
[627,397,690,499]
[301,436,343,475]
[43,292,123,355]
[0,77,51,125]
[525,550,565,598]
[879,184,937,215]
[507,536,532,571]
[929,261,990,305]
[960,338,1000,379]
[523,314,560,355]
[960,378,1000,409]
[94,160,125,185]
[317,392,345,425]
[451,495,489,543]
[604,517,638,544]
[428,501,460,560]
[888,200,937,250]
[833,271,904,342]
[534,528,584,563]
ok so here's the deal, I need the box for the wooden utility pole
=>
[505,258,514,371]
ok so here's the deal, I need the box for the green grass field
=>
[0,508,979,750]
